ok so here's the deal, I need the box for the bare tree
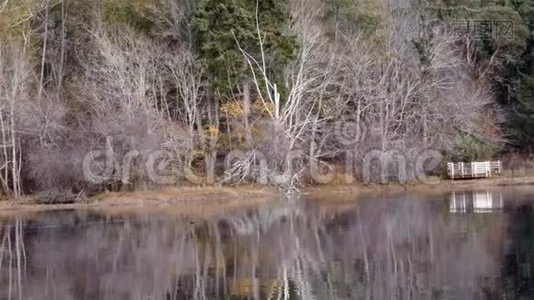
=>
[0,43,31,197]
[228,0,336,191]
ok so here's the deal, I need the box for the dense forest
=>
[0,0,533,198]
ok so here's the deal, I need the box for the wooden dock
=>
[447,161,502,180]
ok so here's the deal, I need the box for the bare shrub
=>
[35,188,80,205]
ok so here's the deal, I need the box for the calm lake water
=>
[1,188,534,299]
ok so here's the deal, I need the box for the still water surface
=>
[1,188,534,299]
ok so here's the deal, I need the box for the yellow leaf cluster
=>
[220,101,244,118]
[104,0,152,27]
[0,0,35,42]
[205,125,219,137]
[253,100,275,116]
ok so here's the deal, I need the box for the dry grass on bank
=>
[0,185,278,217]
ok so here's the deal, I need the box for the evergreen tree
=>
[516,74,534,147]
[192,0,297,98]
[511,0,534,148]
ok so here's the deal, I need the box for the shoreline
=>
[303,176,534,202]
[0,185,278,217]
[1,176,534,214]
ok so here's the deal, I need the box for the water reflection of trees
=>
[0,198,507,299]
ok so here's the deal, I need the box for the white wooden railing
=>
[447,161,502,179]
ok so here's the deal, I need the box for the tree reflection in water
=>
[0,190,531,299]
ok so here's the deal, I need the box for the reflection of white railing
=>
[449,191,503,213]
[447,161,502,180]
[449,191,468,213]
